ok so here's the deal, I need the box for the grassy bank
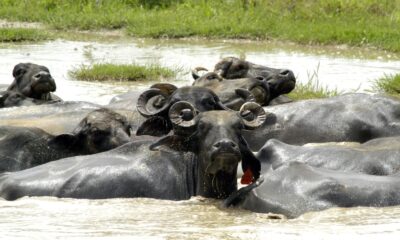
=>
[0,28,51,42]
[288,80,339,100]
[372,74,400,95]
[69,63,177,81]
[287,69,339,100]
[0,1,399,51]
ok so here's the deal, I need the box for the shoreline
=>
[1,19,399,61]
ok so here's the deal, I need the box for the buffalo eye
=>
[92,129,109,137]
[237,122,244,130]
[206,74,218,80]
[236,64,245,70]
[201,97,216,109]
[197,121,207,132]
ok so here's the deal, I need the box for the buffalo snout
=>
[208,138,241,174]
[32,71,56,93]
[212,138,239,152]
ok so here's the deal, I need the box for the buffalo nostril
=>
[214,139,237,150]
[279,69,291,76]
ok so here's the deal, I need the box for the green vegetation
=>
[0,28,50,42]
[69,63,177,81]
[288,67,339,100]
[288,79,340,100]
[0,0,399,51]
[372,74,400,95]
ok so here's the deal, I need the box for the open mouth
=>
[33,81,56,93]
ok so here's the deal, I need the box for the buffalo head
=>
[49,108,132,154]
[8,63,57,100]
[150,102,266,199]
[136,83,236,136]
[192,68,269,109]
[214,57,296,100]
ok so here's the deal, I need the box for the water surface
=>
[1,197,400,239]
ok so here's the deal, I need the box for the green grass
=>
[372,74,400,95]
[69,63,178,81]
[288,65,340,100]
[0,0,399,51]
[288,79,340,100]
[0,28,51,42]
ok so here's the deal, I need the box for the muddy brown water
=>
[0,39,400,238]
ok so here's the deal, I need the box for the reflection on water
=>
[0,39,399,104]
[1,197,400,239]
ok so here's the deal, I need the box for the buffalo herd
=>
[1,57,400,219]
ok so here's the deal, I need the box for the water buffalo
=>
[244,93,400,150]
[7,63,60,102]
[136,83,241,136]
[192,70,269,110]
[213,57,296,101]
[224,161,400,218]
[0,102,265,200]
[0,108,132,172]
[256,137,400,175]
[0,91,47,108]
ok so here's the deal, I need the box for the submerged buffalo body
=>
[107,89,143,110]
[225,162,400,218]
[244,93,400,150]
[0,103,265,200]
[0,108,132,172]
[257,137,400,175]
[0,91,51,108]
[225,135,400,218]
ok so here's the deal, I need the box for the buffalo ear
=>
[48,133,78,149]
[136,116,172,137]
[149,135,194,152]
[12,63,27,79]
[239,136,261,183]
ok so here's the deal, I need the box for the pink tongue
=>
[241,168,254,185]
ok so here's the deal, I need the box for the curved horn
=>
[252,78,271,105]
[137,88,170,117]
[168,101,197,129]
[191,67,209,80]
[150,83,177,96]
[235,88,256,103]
[239,102,266,130]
